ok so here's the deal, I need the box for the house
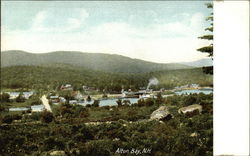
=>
[7,92,20,99]
[74,91,84,100]
[77,99,85,105]
[60,84,73,90]
[50,96,60,104]
[189,84,199,88]
[160,88,165,92]
[7,92,34,100]
[84,87,96,92]
[23,92,34,99]
[59,97,66,104]
[69,100,77,105]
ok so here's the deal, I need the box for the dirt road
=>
[41,95,52,112]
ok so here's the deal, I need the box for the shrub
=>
[30,112,41,121]
[0,93,10,102]
[87,95,92,102]
[145,98,154,106]
[93,100,100,107]
[16,93,26,103]
[123,100,131,106]
[116,99,122,107]
[41,111,54,123]
[43,137,65,151]
[1,115,13,124]
[137,99,145,107]
[11,114,22,120]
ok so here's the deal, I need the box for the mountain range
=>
[1,50,190,73]
[179,58,213,67]
[1,50,212,73]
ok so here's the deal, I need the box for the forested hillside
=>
[1,50,191,73]
[1,65,212,92]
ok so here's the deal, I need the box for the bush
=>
[11,114,22,120]
[123,100,131,106]
[1,115,13,124]
[41,111,54,123]
[0,93,10,102]
[93,100,100,107]
[30,112,42,121]
[43,137,65,151]
[145,98,154,106]
[80,140,113,156]
[182,95,197,106]
[16,93,26,103]
[87,95,92,102]
[137,99,145,107]
[116,99,122,107]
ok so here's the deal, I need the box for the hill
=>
[1,64,212,92]
[178,58,213,67]
[1,50,192,73]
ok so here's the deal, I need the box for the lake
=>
[174,88,213,95]
[78,98,139,107]
[9,105,45,112]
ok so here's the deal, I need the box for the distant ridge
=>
[179,58,213,67]
[1,50,192,73]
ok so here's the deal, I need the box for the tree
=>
[16,93,26,103]
[156,92,164,104]
[123,99,131,106]
[0,93,10,102]
[197,3,213,75]
[116,99,122,106]
[87,95,92,102]
[93,100,100,107]
[41,111,54,123]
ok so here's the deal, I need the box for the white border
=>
[214,1,249,155]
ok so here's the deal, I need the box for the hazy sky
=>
[1,1,212,63]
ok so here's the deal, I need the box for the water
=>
[9,104,44,112]
[174,88,213,95]
[31,105,45,112]
[9,107,30,111]
[79,98,139,107]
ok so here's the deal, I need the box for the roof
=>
[50,96,59,99]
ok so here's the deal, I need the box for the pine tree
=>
[197,3,213,74]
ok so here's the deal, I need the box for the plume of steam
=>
[147,77,159,90]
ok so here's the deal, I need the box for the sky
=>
[1,1,212,63]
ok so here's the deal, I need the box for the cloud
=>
[31,11,48,31]
[2,11,210,63]
[30,9,89,33]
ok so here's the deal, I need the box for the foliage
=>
[197,3,213,74]
[0,93,213,155]
[116,99,122,106]
[16,93,26,103]
[41,111,54,123]
[1,66,212,92]
[93,100,100,107]
[86,95,92,102]
[0,93,10,102]
[2,50,191,73]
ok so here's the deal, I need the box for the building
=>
[60,84,73,90]
[6,92,34,100]
[50,96,60,104]
[59,97,66,104]
[69,100,77,105]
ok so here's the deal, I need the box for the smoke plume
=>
[147,77,159,90]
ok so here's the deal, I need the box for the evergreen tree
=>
[16,93,26,103]
[197,3,213,74]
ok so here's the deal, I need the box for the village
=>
[0,81,213,114]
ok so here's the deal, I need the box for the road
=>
[41,95,52,112]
